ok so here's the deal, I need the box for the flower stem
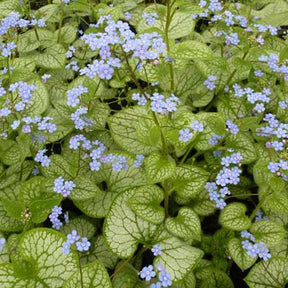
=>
[249,188,270,221]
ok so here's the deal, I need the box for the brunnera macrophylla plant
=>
[0,0,288,287]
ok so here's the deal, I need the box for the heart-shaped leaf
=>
[0,228,78,288]
[154,231,204,281]
[219,203,251,231]
[128,185,165,224]
[104,188,160,258]
[245,257,288,288]
[144,153,176,183]
[228,238,257,271]
[171,165,209,198]
[250,220,285,247]
[165,207,201,240]
[63,261,112,288]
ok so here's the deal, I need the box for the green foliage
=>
[165,207,201,240]
[245,258,288,288]
[228,238,257,271]
[128,185,165,224]
[0,229,78,287]
[219,203,251,231]
[63,261,112,287]
[104,188,159,258]
[250,220,286,247]
[0,0,287,287]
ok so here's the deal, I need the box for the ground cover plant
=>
[0,0,288,287]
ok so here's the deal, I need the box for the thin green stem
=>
[164,0,175,92]
[120,46,168,153]
[152,112,168,154]
[180,143,195,164]
[34,27,40,41]
[57,6,65,43]
[110,257,133,279]
[249,188,270,221]
[225,193,259,199]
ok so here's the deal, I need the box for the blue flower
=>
[151,245,162,256]
[179,128,193,142]
[35,149,50,167]
[62,241,70,255]
[204,75,217,90]
[159,271,172,287]
[67,230,80,244]
[0,238,5,252]
[134,155,145,168]
[226,120,239,134]
[190,120,204,132]
[140,265,156,281]
[53,177,76,197]
[76,237,91,252]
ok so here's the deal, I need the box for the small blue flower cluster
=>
[49,206,69,230]
[65,61,79,72]
[0,81,36,115]
[67,85,88,108]
[267,160,288,179]
[259,54,288,81]
[140,263,172,288]
[225,32,240,46]
[11,116,56,135]
[226,120,239,134]
[132,93,180,114]
[150,93,180,114]
[69,134,130,172]
[221,10,247,27]
[232,84,271,114]
[143,12,158,25]
[0,238,5,252]
[71,107,93,130]
[254,70,264,77]
[66,85,93,130]
[215,31,240,46]
[254,113,288,180]
[54,177,76,197]
[80,15,166,79]
[179,120,204,142]
[62,230,91,255]
[257,113,288,139]
[203,75,217,90]
[111,155,129,172]
[206,151,242,209]
[41,74,51,83]
[66,45,76,59]
[0,12,45,36]
[255,209,268,222]
[0,41,17,57]
[253,24,278,36]
[279,100,288,109]
[136,245,172,287]
[209,133,224,145]
[191,0,222,19]
[138,245,172,287]
[241,230,271,261]
[34,149,51,167]
[133,155,145,168]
